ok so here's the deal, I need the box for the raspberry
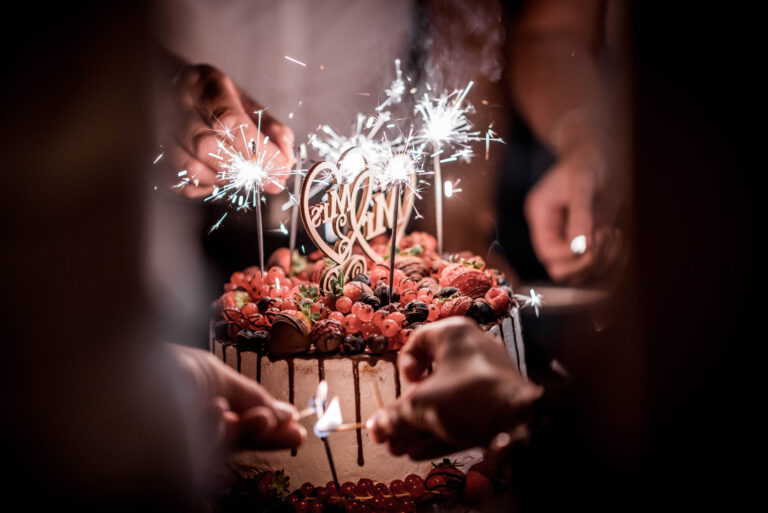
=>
[380,319,400,338]
[344,314,362,334]
[336,296,353,314]
[351,302,374,323]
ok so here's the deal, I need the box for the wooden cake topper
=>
[300,148,415,293]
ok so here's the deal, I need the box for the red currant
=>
[341,481,356,497]
[336,296,353,314]
[427,303,440,321]
[399,497,416,512]
[398,328,413,345]
[241,302,260,317]
[294,499,309,513]
[374,483,390,497]
[387,312,406,328]
[380,319,400,338]
[357,478,374,494]
[326,481,340,497]
[372,309,388,327]
[400,289,417,305]
[281,299,298,311]
[343,282,364,302]
[360,322,379,339]
[343,313,362,334]
[310,302,327,319]
[315,487,330,502]
[389,479,405,495]
[328,311,345,323]
[310,501,324,513]
[351,302,374,323]
[300,482,315,497]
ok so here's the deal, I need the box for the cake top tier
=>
[214,232,514,358]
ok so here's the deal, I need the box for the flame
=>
[314,396,342,438]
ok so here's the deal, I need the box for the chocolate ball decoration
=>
[310,319,345,353]
[466,299,495,325]
[340,334,366,354]
[366,334,389,355]
[404,300,429,324]
[268,312,312,356]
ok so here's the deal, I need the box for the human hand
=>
[524,139,623,284]
[158,64,294,198]
[366,318,542,460]
[169,344,306,454]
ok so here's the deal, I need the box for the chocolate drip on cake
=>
[236,348,242,373]
[256,353,262,383]
[318,359,325,381]
[393,362,401,398]
[352,360,363,466]
[288,358,296,457]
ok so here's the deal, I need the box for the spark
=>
[153,153,164,164]
[376,59,406,112]
[176,111,298,231]
[284,55,307,67]
[279,222,289,235]
[208,213,227,234]
[414,81,504,161]
[444,179,463,198]
[310,112,401,182]
[371,131,426,197]
[514,288,544,317]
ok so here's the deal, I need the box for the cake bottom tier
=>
[210,312,522,486]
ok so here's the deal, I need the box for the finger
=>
[166,145,217,198]
[565,193,596,251]
[239,406,306,450]
[524,186,574,263]
[398,317,478,383]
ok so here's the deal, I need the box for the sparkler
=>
[376,59,406,112]
[289,144,307,259]
[372,133,424,301]
[414,82,503,254]
[310,112,398,183]
[197,111,293,268]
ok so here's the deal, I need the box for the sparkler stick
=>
[322,437,340,490]
[289,144,306,258]
[388,181,403,302]
[296,407,315,421]
[256,188,265,273]
[432,147,444,255]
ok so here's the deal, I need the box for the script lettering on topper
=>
[300,148,415,293]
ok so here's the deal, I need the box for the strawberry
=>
[256,469,290,499]
[425,459,465,500]
[463,470,493,503]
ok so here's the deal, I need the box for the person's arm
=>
[510,0,622,283]
[367,318,542,460]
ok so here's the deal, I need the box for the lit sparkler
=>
[413,82,504,254]
[200,111,292,269]
[309,112,399,183]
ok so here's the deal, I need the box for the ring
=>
[570,234,587,255]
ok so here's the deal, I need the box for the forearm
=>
[509,0,608,155]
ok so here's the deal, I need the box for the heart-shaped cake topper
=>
[300,147,415,293]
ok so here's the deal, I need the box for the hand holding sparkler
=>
[159,63,294,197]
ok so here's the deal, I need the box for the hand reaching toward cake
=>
[157,63,294,198]
[169,344,306,454]
[366,317,543,460]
